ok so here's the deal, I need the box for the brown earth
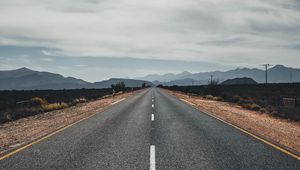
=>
[0,91,138,155]
[165,89,300,153]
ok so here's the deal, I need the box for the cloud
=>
[41,50,60,56]
[40,57,53,62]
[197,37,247,46]
[0,46,231,81]
[0,0,299,68]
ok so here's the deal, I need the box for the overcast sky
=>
[0,0,300,81]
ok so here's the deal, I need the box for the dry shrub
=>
[242,103,261,111]
[231,95,242,103]
[203,95,223,101]
[30,97,48,106]
[237,98,253,105]
[259,108,268,113]
[102,95,111,99]
[73,98,87,104]
[204,95,214,100]
[212,96,224,101]
[41,102,68,112]
[3,112,12,121]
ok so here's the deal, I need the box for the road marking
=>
[181,99,300,161]
[151,114,154,121]
[209,114,300,161]
[152,99,154,102]
[180,99,195,106]
[0,97,130,161]
[0,105,107,161]
[111,98,125,105]
[152,104,154,108]
[150,145,156,170]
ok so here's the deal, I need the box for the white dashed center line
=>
[151,114,154,121]
[150,145,156,170]
[152,104,154,108]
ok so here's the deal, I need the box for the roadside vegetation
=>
[161,83,300,121]
[0,82,147,123]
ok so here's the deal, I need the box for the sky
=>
[0,0,300,82]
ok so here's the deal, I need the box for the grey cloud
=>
[286,44,300,50]
[0,0,299,75]
[263,0,300,11]
[197,37,247,46]
[0,45,232,81]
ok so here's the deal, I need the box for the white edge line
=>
[180,99,195,106]
[150,145,156,170]
[179,97,300,160]
[111,98,126,105]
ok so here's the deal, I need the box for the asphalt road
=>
[0,88,299,169]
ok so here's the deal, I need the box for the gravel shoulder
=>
[165,89,300,153]
[0,91,137,155]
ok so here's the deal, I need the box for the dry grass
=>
[30,97,48,106]
[241,103,261,111]
[41,103,68,112]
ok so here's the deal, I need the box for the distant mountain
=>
[0,68,153,90]
[140,65,300,84]
[221,77,258,85]
[0,68,89,90]
[267,65,300,83]
[84,78,153,89]
[138,71,192,82]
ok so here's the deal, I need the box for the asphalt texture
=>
[0,88,299,169]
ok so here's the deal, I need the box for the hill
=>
[0,68,88,90]
[0,68,153,90]
[221,77,258,85]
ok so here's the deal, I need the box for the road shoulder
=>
[0,90,139,156]
[164,89,300,156]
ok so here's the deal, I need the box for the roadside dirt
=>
[0,91,137,155]
[166,90,300,153]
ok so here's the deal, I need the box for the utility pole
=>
[290,71,293,83]
[210,75,214,84]
[262,64,271,84]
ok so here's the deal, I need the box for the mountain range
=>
[0,68,153,90]
[139,65,300,85]
[0,65,299,90]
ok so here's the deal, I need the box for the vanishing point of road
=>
[0,88,299,169]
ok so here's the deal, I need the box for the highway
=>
[0,88,299,169]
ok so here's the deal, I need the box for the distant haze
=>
[0,0,300,81]
[1,65,299,90]
[139,65,300,85]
